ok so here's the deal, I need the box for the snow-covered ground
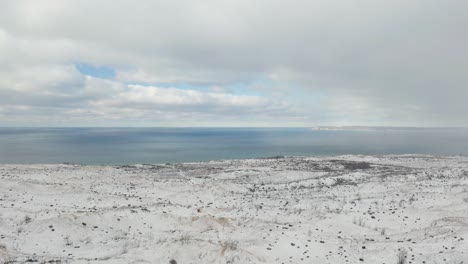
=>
[1,155,467,264]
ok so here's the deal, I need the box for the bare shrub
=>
[64,235,72,246]
[3,257,17,264]
[353,217,365,227]
[397,248,407,264]
[24,215,32,224]
[332,178,357,187]
[380,228,386,236]
[178,233,192,244]
[222,240,238,251]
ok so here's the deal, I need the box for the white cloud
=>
[0,0,467,126]
[0,63,294,125]
[99,85,268,108]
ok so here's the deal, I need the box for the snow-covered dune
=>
[1,155,467,263]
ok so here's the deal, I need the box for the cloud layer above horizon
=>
[1,0,467,126]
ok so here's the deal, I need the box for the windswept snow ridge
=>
[0,155,467,263]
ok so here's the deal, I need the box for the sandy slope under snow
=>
[0,155,468,264]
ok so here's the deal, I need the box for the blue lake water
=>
[0,127,467,165]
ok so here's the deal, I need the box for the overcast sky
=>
[1,0,467,127]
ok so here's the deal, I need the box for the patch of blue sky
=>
[75,63,116,79]
[73,65,322,102]
[123,76,327,105]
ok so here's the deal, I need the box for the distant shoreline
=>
[2,154,468,167]
[1,126,468,129]
[311,126,468,131]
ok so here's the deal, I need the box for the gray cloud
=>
[0,0,467,126]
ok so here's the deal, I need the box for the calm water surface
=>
[0,128,467,164]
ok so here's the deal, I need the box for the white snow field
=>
[0,155,467,264]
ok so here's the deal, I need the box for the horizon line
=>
[1,126,468,129]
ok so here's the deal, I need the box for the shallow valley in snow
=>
[1,155,467,263]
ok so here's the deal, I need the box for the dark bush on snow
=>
[343,162,371,170]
